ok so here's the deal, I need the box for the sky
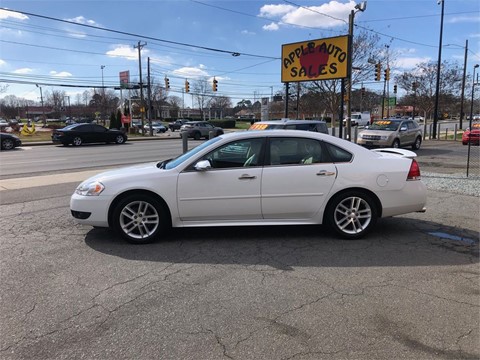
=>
[0,0,479,107]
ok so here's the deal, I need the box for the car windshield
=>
[163,136,222,169]
[368,120,400,131]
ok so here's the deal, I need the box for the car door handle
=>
[316,170,336,176]
[239,174,257,180]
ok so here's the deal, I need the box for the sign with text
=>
[281,36,349,83]
[119,71,130,88]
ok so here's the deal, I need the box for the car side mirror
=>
[194,159,212,171]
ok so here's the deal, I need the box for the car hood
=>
[82,162,163,184]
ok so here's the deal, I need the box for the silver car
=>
[357,119,423,150]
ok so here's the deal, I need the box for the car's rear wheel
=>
[193,131,201,140]
[1,138,14,150]
[412,136,422,150]
[392,139,400,148]
[72,137,82,146]
[326,191,377,239]
[112,194,167,244]
[115,135,125,144]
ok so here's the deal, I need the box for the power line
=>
[0,7,279,60]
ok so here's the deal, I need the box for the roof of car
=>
[253,119,326,125]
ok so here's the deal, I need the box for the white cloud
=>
[0,9,29,20]
[65,16,100,27]
[241,30,256,35]
[106,45,141,60]
[173,66,209,78]
[0,59,6,66]
[263,22,279,31]
[50,71,72,77]
[259,4,296,18]
[13,68,33,74]
[259,1,353,31]
[395,57,432,69]
[448,15,480,24]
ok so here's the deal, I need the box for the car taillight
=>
[407,159,421,180]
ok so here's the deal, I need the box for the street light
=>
[36,84,45,126]
[467,64,479,177]
[345,1,367,141]
[432,0,445,139]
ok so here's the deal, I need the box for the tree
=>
[303,29,386,127]
[395,60,464,119]
[209,96,232,118]
[192,77,212,120]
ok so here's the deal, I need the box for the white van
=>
[344,112,371,127]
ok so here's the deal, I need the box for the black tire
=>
[112,194,168,244]
[325,191,378,239]
[72,136,82,146]
[411,136,422,150]
[115,135,126,144]
[391,139,400,148]
[193,131,201,140]
[1,138,14,150]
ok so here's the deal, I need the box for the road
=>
[0,137,479,359]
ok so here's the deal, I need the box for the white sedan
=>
[70,130,427,244]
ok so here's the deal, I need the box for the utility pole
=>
[147,57,153,136]
[432,0,445,139]
[459,39,468,129]
[345,9,354,140]
[134,41,147,135]
[100,65,105,125]
[36,84,45,126]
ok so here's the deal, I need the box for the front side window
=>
[198,138,265,169]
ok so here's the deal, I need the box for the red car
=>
[462,122,480,145]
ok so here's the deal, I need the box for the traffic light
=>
[361,87,365,97]
[185,80,190,93]
[384,68,390,81]
[212,78,218,92]
[375,63,381,81]
[393,85,397,94]
[165,77,170,89]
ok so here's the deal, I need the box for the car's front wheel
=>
[115,135,126,144]
[112,194,168,244]
[1,138,14,150]
[72,136,83,146]
[193,131,201,140]
[412,136,422,150]
[391,139,400,148]
[325,191,378,239]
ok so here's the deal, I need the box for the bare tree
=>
[192,77,212,120]
[209,96,232,118]
[395,60,463,119]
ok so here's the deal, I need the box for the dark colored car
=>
[179,121,224,140]
[169,119,189,132]
[462,122,480,145]
[0,133,22,150]
[249,119,329,134]
[51,123,128,146]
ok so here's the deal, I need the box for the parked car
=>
[0,119,9,130]
[51,123,128,146]
[0,133,22,150]
[70,130,427,244]
[357,119,423,150]
[462,122,480,145]
[179,121,224,140]
[169,119,189,132]
[249,119,328,134]
[144,122,167,133]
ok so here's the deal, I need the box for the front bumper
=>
[70,193,110,227]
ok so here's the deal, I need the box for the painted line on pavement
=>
[0,169,102,191]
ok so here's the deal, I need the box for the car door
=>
[91,124,110,143]
[176,138,265,222]
[401,121,416,145]
[261,137,337,220]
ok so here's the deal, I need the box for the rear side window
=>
[323,142,353,162]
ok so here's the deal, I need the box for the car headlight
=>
[75,180,105,196]
[380,135,389,140]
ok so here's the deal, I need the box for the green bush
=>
[209,119,236,128]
